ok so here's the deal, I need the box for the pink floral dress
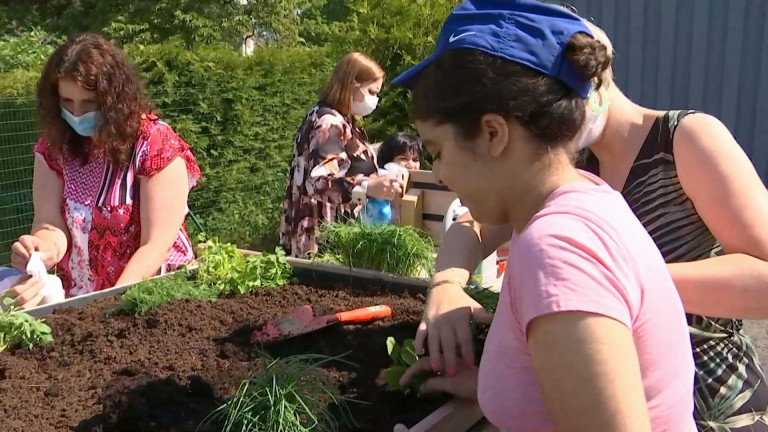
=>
[34,113,201,297]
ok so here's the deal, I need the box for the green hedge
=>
[131,42,333,249]
[0,0,457,259]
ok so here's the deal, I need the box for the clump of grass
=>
[0,298,53,352]
[316,223,435,278]
[202,353,353,432]
[112,271,217,315]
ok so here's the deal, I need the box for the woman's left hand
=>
[400,356,479,400]
[3,275,45,310]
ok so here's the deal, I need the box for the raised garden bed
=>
[0,240,498,432]
[0,282,451,432]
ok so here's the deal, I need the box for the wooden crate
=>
[394,169,458,246]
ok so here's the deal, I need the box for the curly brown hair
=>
[37,33,152,167]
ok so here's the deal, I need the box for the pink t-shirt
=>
[477,171,695,432]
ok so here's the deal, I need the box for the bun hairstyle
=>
[564,33,613,90]
[411,32,612,148]
[581,20,615,86]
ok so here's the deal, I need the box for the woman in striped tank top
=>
[411,19,768,432]
[4,33,200,307]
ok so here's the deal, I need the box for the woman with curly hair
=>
[3,33,201,308]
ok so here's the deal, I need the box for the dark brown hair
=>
[377,132,422,168]
[320,52,385,116]
[411,33,611,147]
[37,33,152,167]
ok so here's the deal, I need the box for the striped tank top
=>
[581,110,768,431]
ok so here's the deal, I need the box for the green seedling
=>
[197,239,292,295]
[112,271,217,315]
[384,337,430,394]
[0,297,53,352]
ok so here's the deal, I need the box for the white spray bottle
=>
[443,198,498,287]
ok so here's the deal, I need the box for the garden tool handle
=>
[334,305,392,323]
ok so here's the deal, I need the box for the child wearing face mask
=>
[377,132,423,171]
[280,52,405,257]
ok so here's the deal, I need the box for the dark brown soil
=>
[0,284,449,432]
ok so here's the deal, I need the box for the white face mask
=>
[351,86,379,117]
[571,87,609,151]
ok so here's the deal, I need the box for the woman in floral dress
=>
[280,52,403,257]
[6,33,201,308]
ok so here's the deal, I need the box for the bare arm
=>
[114,158,189,287]
[672,113,768,318]
[431,211,512,288]
[11,155,69,270]
[416,211,512,374]
[528,312,652,432]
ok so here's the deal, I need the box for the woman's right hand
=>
[366,176,403,200]
[11,235,59,271]
[415,282,493,376]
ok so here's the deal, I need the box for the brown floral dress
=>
[279,103,378,257]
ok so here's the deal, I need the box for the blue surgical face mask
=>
[60,106,102,137]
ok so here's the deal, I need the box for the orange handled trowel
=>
[251,304,392,343]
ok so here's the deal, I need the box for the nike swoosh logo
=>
[448,31,476,43]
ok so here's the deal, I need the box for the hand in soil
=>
[415,282,493,375]
[400,356,479,401]
[4,275,45,310]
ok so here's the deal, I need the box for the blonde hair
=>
[320,52,384,116]
[582,20,615,86]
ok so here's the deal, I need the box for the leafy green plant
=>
[316,223,435,278]
[203,353,353,432]
[0,298,53,352]
[113,239,292,315]
[112,271,216,315]
[197,238,292,295]
[383,336,430,393]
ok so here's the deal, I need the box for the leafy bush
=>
[0,28,62,73]
[316,222,435,278]
[1,0,308,48]
[0,299,53,352]
[0,41,334,257]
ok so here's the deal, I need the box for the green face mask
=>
[572,87,609,150]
